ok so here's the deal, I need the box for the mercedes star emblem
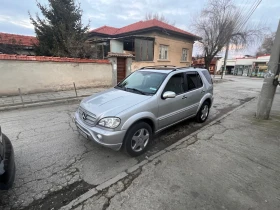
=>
[82,112,87,120]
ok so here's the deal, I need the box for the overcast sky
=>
[0,0,279,56]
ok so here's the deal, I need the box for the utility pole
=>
[221,42,230,79]
[256,20,280,119]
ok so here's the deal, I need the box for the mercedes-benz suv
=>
[74,66,213,156]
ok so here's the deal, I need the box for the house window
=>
[159,45,168,60]
[135,39,154,61]
[181,48,188,61]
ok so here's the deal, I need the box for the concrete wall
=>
[0,60,112,96]
[131,31,194,71]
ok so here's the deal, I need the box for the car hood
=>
[80,88,151,117]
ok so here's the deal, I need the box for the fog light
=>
[97,134,102,139]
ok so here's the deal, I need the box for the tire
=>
[0,134,15,190]
[196,101,210,123]
[124,122,152,157]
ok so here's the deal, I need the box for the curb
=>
[212,79,229,83]
[0,96,88,112]
[59,97,256,210]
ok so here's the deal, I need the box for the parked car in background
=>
[0,126,15,190]
[74,66,214,157]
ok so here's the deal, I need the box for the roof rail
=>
[140,65,177,69]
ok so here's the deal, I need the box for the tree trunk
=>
[204,56,211,72]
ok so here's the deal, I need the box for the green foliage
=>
[30,0,93,58]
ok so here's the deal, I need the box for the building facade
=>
[215,55,270,77]
[88,19,200,71]
[192,57,221,74]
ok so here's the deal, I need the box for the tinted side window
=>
[186,72,203,91]
[202,70,212,84]
[164,73,185,95]
[197,73,203,88]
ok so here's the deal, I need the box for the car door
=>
[157,73,189,129]
[184,71,204,116]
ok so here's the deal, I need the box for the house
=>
[0,32,37,55]
[88,19,201,71]
[192,57,221,74]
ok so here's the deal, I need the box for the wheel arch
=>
[121,112,157,133]
[197,94,213,113]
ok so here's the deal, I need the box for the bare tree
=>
[145,12,175,26]
[193,0,263,70]
[256,32,275,56]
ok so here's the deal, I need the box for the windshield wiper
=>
[115,85,125,90]
[126,88,147,95]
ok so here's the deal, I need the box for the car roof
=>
[138,67,207,74]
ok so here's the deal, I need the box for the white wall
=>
[0,60,112,96]
[256,55,270,62]
[235,58,255,65]
[110,40,123,53]
[216,58,236,71]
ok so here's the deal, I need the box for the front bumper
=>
[73,112,125,151]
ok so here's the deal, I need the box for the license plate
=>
[77,126,88,139]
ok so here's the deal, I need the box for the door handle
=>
[201,90,205,93]
[182,95,188,99]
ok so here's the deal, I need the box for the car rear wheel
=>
[124,122,152,157]
[196,101,210,123]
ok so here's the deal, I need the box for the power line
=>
[241,0,262,27]
[235,0,262,32]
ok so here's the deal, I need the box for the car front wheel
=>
[124,122,152,157]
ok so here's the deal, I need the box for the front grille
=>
[79,106,97,126]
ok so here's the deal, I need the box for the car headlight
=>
[98,117,121,129]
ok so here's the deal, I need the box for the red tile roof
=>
[92,26,119,35]
[90,19,200,39]
[0,32,38,47]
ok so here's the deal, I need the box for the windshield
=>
[116,71,167,95]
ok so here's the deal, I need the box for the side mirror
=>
[162,91,176,99]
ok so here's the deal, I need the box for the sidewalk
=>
[0,78,225,109]
[64,90,280,210]
[0,87,106,108]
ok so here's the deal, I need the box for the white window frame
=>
[181,48,188,61]
[159,45,169,60]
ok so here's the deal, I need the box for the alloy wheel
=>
[201,104,209,121]
[131,128,150,152]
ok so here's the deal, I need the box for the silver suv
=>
[74,66,213,156]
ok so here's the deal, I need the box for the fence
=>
[0,54,112,97]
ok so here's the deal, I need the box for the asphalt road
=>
[0,76,264,210]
